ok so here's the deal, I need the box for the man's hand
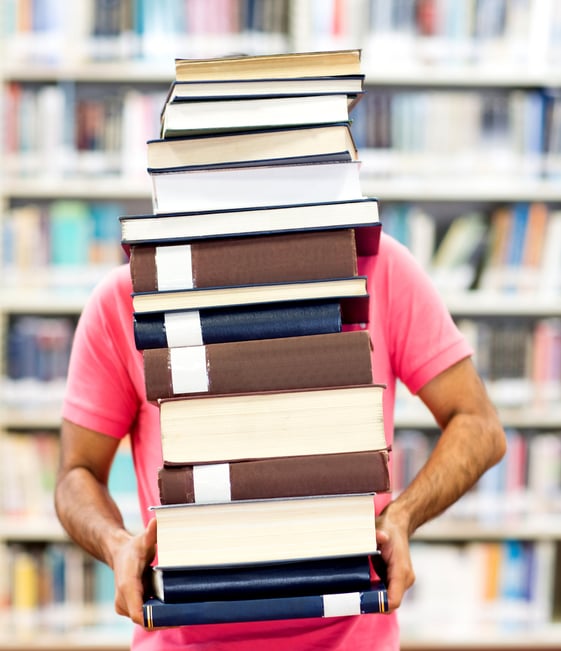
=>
[375,508,415,612]
[112,517,158,626]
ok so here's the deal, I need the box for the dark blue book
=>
[143,581,388,629]
[133,299,343,350]
[151,555,373,603]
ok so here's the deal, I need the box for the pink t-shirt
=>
[63,233,472,651]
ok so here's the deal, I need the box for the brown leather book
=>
[129,228,357,294]
[143,330,372,401]
[158,450,390,505]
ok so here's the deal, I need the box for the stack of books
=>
[120,49,391,629]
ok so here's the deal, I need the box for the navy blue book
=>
[150,555,373,603]
[133,299,343,350]
[143,581,388,629]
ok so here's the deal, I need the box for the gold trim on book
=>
[145,604,154,630]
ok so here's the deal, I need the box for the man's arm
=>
[376,357,507,611]
[55,419,156,626]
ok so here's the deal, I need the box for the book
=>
[165,75,365,103]
[157,450,390,504]
[174,50,362,82]
[150,160,364,215]
[143,331,373,401]
[143,583,388,628]
[129,228,359,293]
[149,555,374,602]
[146,123,359,172]
[120,199,380,251]
[158,384,386,464]
[160,93,354,138]
[133,300,344,350]
[131,276,369,321]
[151,492,377,568]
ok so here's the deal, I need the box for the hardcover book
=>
[149,554,374,602]
[143,583,388,628]
[146,123,359,171]
[150,160,364,214]
[143,330,373,401]
[129,228,359,293]
[158,384,386,465]
[120,199,380,251]
[133,300,345,350]
[157,450,390,504]
[151,493,377,568]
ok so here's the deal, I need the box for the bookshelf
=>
[1,0,561,648]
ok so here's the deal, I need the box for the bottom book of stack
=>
[142,494,388,628]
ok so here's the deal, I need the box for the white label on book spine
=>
[193,464,231,503]
[156,244,193,291]
[170,346,208,393]
[164,311,203,347]
[322,592,361,617]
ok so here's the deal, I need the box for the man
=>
[55,232,506,650]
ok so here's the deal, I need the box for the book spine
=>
[143,582,388,628]
[158,450,390,504]
[156,555,373,602]
[133,300,342,350]
[143,330,372,400]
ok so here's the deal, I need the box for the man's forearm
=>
[55,466,132,569]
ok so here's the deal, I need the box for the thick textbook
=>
[158,450,390,504]
[143,583,388,628]
[160,93,353,138]
[129,228,358,293]
[146,123,358,171]
[120,199,380,250]
[174,49,362,81]
[143,331,372,401]
[150,160,363,214]
[131,276,369,323]
[133,300,343,350]
[151,493,377,568]
[165,75,365,102]
[158,384,386,464]
[150,555,373,602]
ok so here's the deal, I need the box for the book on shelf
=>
[143,582,388,629]
[131,276,369,323]
[173,50,362,81]
[149,554,374,603]
[129,228,360,293]
[158,450,390,505]
[143,331,373,401]
[150,160,364,215]
[160,93,356,138]
[133,300,346,350]
[147,123,359,172]
[158,384,386,465]
[151,492,377,568]
[120,199,380,250]
[165,75,365,103]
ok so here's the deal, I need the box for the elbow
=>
[487,413,508,469]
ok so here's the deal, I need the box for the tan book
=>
[159,384,386,464]
[152,492,377,568]
[143,331,372,401]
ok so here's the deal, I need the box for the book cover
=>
[150,555,374,603]
[151,493,377,568]
[131,276,369,323]
[143,330,373,401]
[158,384,386,465]
[133,300,344,350]
[150,160,364,214]
[158,450,390,505]
[129,228,358,293]
[120,199,380,255]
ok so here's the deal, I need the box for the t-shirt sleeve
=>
[376,235,473,395]
[62,266,141,438]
